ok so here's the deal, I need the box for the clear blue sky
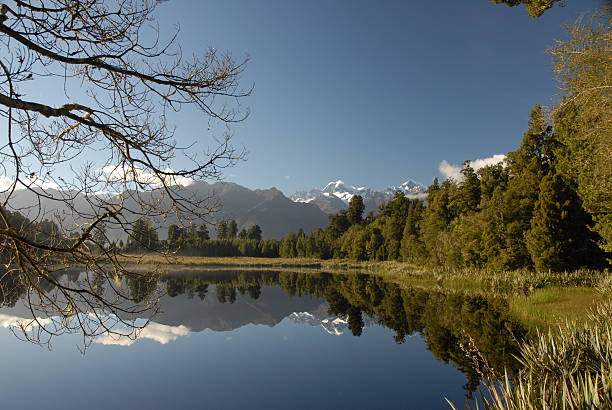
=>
[155,0,599,194]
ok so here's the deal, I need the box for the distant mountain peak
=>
[291,179,426,214]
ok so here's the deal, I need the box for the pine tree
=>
[449,162,481,217]
[347,195,365,225]
[216,220,228,240]
[481,104,555,269]
[526,172,607,271]
[167,224,182,247]
[227,220,238,239]
[247,225,262,241]
[400,201,426,262]
[197,224,210,241]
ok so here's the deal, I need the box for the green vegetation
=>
[448,296,611,409]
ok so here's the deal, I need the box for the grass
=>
[447,297,612,409]
[116,254,325,269]
[508,286,605,329]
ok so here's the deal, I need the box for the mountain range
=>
[1,181,329,240]
[2,178,427,239]
[291,179,426,214]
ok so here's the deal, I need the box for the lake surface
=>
[0,269,527,410]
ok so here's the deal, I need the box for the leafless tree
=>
[0,0,250,347]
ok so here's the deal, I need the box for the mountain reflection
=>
[1,269,527,394]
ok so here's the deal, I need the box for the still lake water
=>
[0,270,526,410]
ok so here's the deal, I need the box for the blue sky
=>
[8,0,600,196]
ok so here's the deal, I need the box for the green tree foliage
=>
[217,219,238,240]
[487,0,563,18]
[167,224,182,246]
[449,162,481,218]
[197,224,210,242]
[400,201,426,262]
[421,180,453,264]
[526,172,606,271]
[227,220,238,239]
[327,210,351,239]
[128,218,158,251]
[247,225,263,240]
[340,225,367,261]
[347,195,365,225]
[480,105,555,269]
[549,7,612,253]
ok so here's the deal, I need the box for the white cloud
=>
[439,154,506,182]
[0,175,60,192]
[0,313,53,331]
[99,165,194,188]
[94,322,190,347]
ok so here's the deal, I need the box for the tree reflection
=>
[1,267,527,395]
[158,270,527,395]
[0,267,161,349]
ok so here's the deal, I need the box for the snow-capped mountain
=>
[288,310,377,336]
[291,179,426,214]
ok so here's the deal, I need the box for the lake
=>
[0,269,527,409]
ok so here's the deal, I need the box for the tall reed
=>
[447,292,611,409]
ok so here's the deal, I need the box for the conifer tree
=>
[247,225,263,241]
[347,195,365,225]
[216,220,229,240]
[197,224,210,242]
[449,162,481,217]
[227,220,239,239]
[400,201,426,262]
[238,228,249,239]
[167,224,182,247]
[550,8,612,253]
[526,172,607,271]
[481,105,555,269]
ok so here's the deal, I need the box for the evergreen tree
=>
[216,220,229,240]
[327,211,351,238]
[400,201,426,262]
[526,172,607,271]
[366,227,385,261]
[238,228,249,239]
[347,195,365,225]
[449,162,481,217]
[549,8,612,253]
[130,218,158,250]
[247,225,262,241]
[197,224,210,242]
[227,220,238,239]
[481,105,555,269]
[167,224,182,247]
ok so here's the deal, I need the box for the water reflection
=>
[1,268,527,397]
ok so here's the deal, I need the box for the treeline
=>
[277,103,608,271]
[0,210,65,263]
[121,218,281,257]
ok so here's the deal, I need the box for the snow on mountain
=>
[291,179,426,205]
[288,311,377,336]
